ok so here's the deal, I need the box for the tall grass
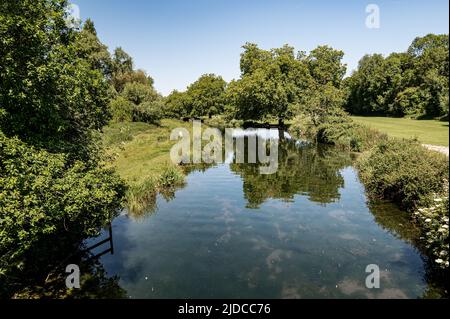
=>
[125,165,185,217]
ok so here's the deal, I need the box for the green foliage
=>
[112,69,154,94]
[109,96,134,123]
[414,192,449,269]
[186,74,227,118]
[163,90,190,118]
[203,116,243,130]
[75,19,113,78]
[122,82,159,106]
[162,74,227,119]
[0,132,125,278]
[228,43,312,123]
[0,0,127,297]
[299,83,347,126]
[112,47,133,75]
[356,137,449,270]
[133,100,163,124]
[356,138,449,211]
[391,86,430,116]
[157,165,185,189]
[306,45,346,87]
[346,34,449,117]
[0,0,111,160]
[125,178,158,217]
[320,122,388,152]
[125,165,185,217]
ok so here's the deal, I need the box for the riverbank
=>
[102,119,191,215]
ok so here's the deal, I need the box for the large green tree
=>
[185,74,227,118]
[228,43,311,124]
[0,0,111,160]
[75,19,113,79]
[0,0,125,296]
[346,34,449,117]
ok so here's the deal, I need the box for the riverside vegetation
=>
[0,0,448,298]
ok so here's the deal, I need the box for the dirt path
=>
[422,144,449,157]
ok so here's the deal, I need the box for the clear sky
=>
[72,0,449,95]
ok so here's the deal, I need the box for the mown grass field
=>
[351,116,449,147]
[102,119,192,186]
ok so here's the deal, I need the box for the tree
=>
[75,18,113,78]
[228,43,311,124]
[306,45,346,87]
[408,34,449,116]
[0,0,124,296]
[185,74,227,118]
[345,53,404,115]
[121,82,159,105]
[163,90,191,118]
[112,69,155,93]
[112,47,133,75]
[0,0,111,160]
[345,34,449,117]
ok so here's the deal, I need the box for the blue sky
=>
[72,0,449,95]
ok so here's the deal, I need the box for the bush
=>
[318,122,388,152]
[0,133,125,281]
[133,101,163,124]
[356,138,449,211]
[109,96,134,122]
[414,190,449,269]
[293,112,388,152]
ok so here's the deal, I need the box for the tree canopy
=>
[346,34,449,117]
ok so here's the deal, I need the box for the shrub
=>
[0,133,125,282]
[321,122,388,153]
[298,113,388,152]
[133,101,163,124]
[356,138,449,211]
[109,96,134,122]
[414,189,449,269]
[288,115,316,140]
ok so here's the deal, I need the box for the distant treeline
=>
[345,34,449,118]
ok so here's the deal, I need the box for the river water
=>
[87,130,444,298]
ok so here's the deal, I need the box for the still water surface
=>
[89,132,441,298]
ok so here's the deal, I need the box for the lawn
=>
[351,116,449,147]
[102,119,193,186]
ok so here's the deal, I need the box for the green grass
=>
[102,119,192,186]
[351,116,449,147]
[102,119,191,216]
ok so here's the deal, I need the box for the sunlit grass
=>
[351,116,449,146]
[102,119,193,216]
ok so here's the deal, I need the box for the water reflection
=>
[230,141,353,208]
[89,129,446,299]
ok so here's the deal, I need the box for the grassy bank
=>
[102,119,191,215]
[351,116,449,147]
